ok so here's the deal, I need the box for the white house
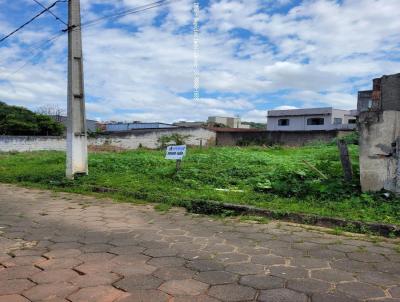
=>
[267,107,357,131]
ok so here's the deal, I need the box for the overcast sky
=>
[0,0,399,122]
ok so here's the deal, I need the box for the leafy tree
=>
[0,101,64,136]
[157,133,191,149]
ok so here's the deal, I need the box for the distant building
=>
[49,115,98,132]
[207,116,250,128]
[105,122,177,132]
[267,107,357,131]
[173,121,205,127]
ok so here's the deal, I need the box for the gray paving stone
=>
[114,274,163,291]
[348,252,387,263]
[336,282,386,300]
[153,267,196,280]
[225,263,266,275]
[251,254,285,266]
[208,284,256,301]
[258,288,308,302]
[147,256,186,267]
[239,274,284,290]
[194,271,238,285]
[311,293,360,302]
[186,260,224,272]
[312,269,355,283]
[287,278,331,294]
[269,266,308,279]
[390,287,400,298]
[292,257,330,269]
[357,271,400,286]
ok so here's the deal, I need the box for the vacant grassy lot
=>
[0,143,399,225]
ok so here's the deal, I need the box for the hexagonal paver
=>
[194,271,238,285]
[153,267,195,280]
[239,275,284,290]
[0,295,30,302]
[23,282,78,301]
[348,252,387,263]
[331,259,374,273]
[68,285,126,302]
[116,290,170,302]
[269,266,308,279]
[225,263,265,275]
[357,271,400,286]
[336,282,386,300]
[251,254,285,266]
[389,287,400,298]
[143,248,178,258]
[186,260,224,272]
[208,284,256,302]
[159,279,208,296]
[71,272,121,288]
[311,292,360,302]
[311,269,355,283]
[37,258,83,270]
[111,254,150,265]
[114,274,163,291]
[3,256,46,267]
[172,295,220,302]
[30,269,79,284]
[287,279,331,294]
[78,252,115,263]
[112,263,157,276]
[109,245,145,255]
[0,279,34,295]
[258,288,308,302]
[44,249,81,259]
[147,256,186,268]
[213,252,249,264]
[292,257,330,269]
[0,265,41,280]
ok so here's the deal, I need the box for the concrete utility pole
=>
[66,0,88,179]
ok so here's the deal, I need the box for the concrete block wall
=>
[0,128,216,152]
[0,136,66,152]
[215,130,348,147]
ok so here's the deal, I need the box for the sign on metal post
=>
[165,145,186,160]
[166,145,186,172]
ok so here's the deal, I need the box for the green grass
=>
[0,144,399,225]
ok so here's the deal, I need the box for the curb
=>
[91,186,400,238]
[189,200,400,238]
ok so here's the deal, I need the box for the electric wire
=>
[0,0,66,44]
[1,0,179,76]
[31,0,68,26]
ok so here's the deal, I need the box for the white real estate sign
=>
[165,145,187,160]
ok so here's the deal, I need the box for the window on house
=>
[348,119,356,124]
[307,118,325,125]
[334,118,342,125]
[278,119,290,126]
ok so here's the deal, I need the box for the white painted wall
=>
[0,128,216,152]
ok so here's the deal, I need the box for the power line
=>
[0,0,65,44]
[2,32,65,76]
[65,0,176,32]
[2,0,179,76]
[31,0,67,26]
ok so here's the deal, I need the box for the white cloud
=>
[0,0,399,123]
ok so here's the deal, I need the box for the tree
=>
[0,101,64,136]
[36,104,66,120]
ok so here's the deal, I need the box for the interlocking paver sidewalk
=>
[0,184,399,302]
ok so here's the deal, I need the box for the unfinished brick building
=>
[358,73,400,192]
